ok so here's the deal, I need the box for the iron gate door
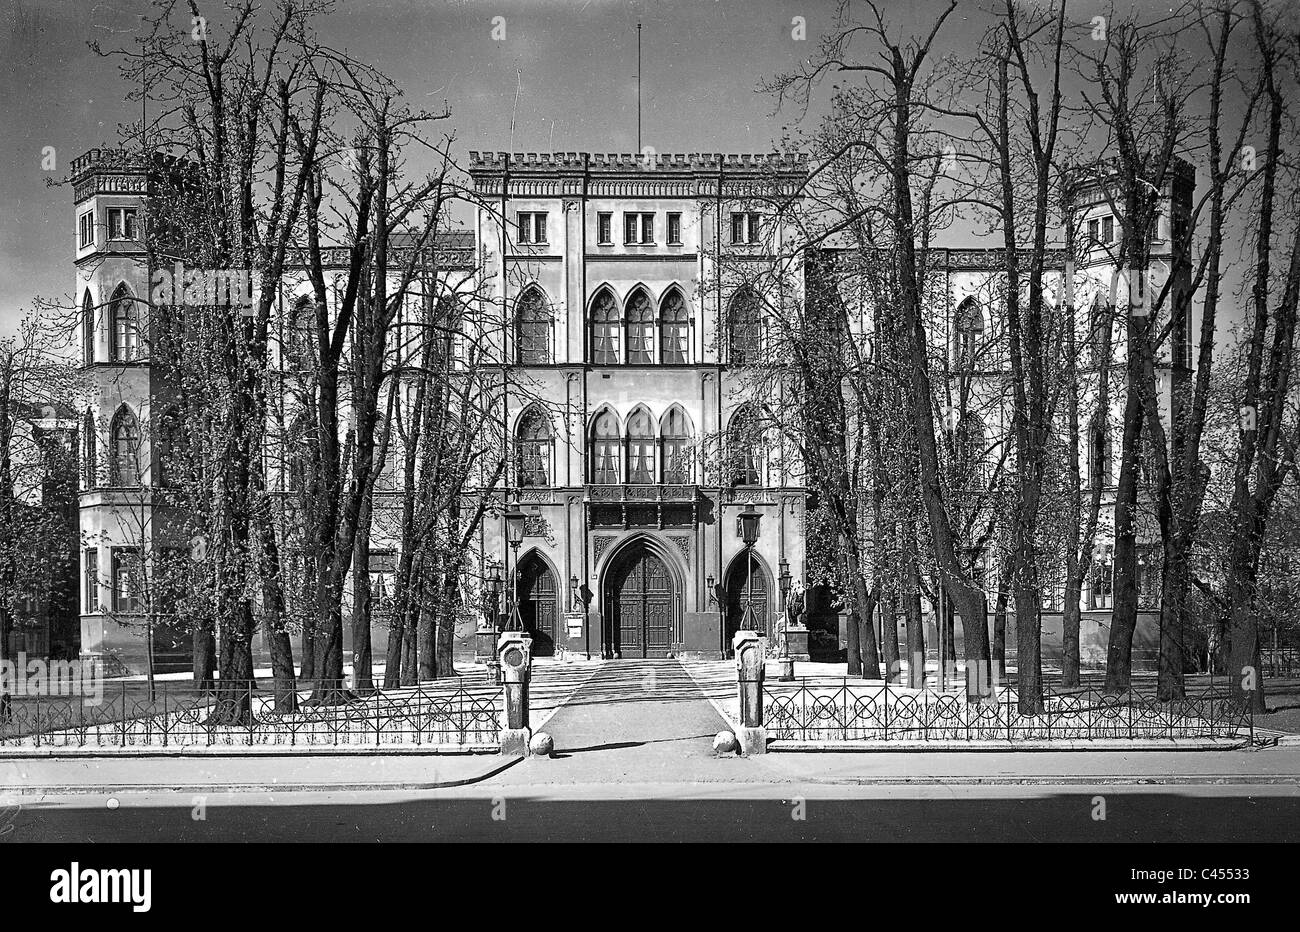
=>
[613,548,674,658]
[520,556,556,656]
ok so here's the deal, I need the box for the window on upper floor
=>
[659,288,689,364]
[286,296,315,369]
[78,211,94,249]
[625,288,655,364]
[156,406,182,489]
[83,409,98,490]
[627,408,655,484]
[516,406,553,487]
[1088,214,1115,247]
[955,297,984,368]
[109,405,141,488]
[597,212,613,245]
[590,288,621,365]
[667,212,682,245]
[590,410,621,484]
[82,290,95,365]
[109,284,141,362]
[727,404,763,487]
[515,287,552,365]
[107,207,139,241]
[1088,415,1112,490]
[728,287,763,365]
[624,212,654,245]
[730,212,762,245]
[660,407,693,485]
[517,212,547,244]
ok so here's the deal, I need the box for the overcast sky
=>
[0,0,1249,333]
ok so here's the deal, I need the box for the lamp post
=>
[738,505,762,635]
[777,557,793,681]
[504,503,526,632]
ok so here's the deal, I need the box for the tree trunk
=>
[351,505,374,693]
[1105,387,1144,694]
[880,589,901,683]
[1061,577,1083,688]
[992,586,1008,685]
[904,586,926,689]
[1013,586,1043,714]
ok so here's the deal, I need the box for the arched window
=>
[287,296,314,368]
[516,407,552,487]
[590,410,621,484]
[955,297,983,367]
[626,407,655,484]
[660,288,689,364]
[515,287,551,365]
[727,405,762,487]
[625,288,655,364]
[109,406,141,488]
[156,406,182,488]
[956,412,988,488]
[590,288,620,365]
[84,409,98,490]
[1089,416,1111,489]
[728,287,762,365]
[109,284,140,362]
[82,290,95,365]
[660,407,693,484]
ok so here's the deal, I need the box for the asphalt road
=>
[8,785,1299,842]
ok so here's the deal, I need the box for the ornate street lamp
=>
[739,505,761,633]
[503,504,526,631]
[778,559,792,608]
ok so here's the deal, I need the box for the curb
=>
[2,757,523,797]
[0,745,500,759]
[767,738,1255,752]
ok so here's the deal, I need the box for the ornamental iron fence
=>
[0,680,503,750]
[757,678,1253,744]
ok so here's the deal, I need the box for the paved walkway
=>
[496,659,736,786]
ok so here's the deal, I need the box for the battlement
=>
[467,150,808,176]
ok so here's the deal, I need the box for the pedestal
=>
[785,624,810,662]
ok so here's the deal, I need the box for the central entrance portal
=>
[606,544,675,659]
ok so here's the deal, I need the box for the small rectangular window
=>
[85,548,99,613]
[107,207,139,240]
[731,212,762,245]
[624,213,654,244]
[667,212,682,245]
[79,211,94,248]
[1101,215,1114,244]
[598,212,612,245]
[517,212,546,244]
[111,547,143,614]
[1087,218,1099,244]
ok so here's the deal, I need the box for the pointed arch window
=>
[590,289,620,365]
[156,406,182,488]
[626,288,655,364]
[590,410,621,484]
[516,407,553,487]
[287,296,314,368]
[661,408,693,484]
[110,284,141,363]
[728,405,762,487]
[955,297,983,367]
[109,406,141,488]
[956,412,988,489]
[84,409,98,490]
[660,288,689,364]
[515,287,551,365]
[728,287,762,365]
[82,291,95,365]
[1088,416,1111,489]
[627,408,655,484]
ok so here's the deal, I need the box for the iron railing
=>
[1262,649,1300,678]
[757,679,1253,744]
[0,680,503,750]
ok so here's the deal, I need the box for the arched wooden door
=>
[518,554,556,656]
[725,554,770,642]
[607,545,675,659]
